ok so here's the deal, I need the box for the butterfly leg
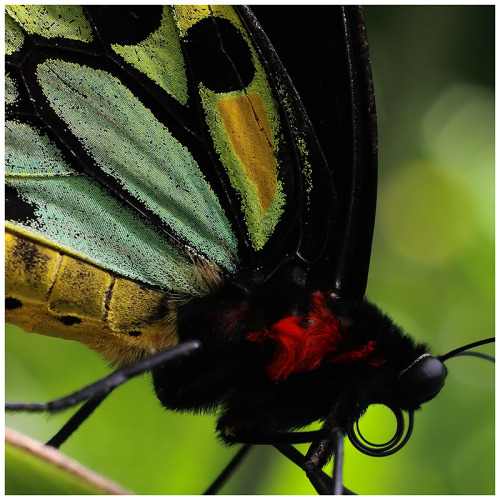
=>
[303,428,353,495]
[330,428,346,494]
[223,426,354,495]
[221,427,328,444]
[203,444,252,494]
[6,341,202,447]
[45,394,107,448]
[274,440,354,495]
[204,440,349,495]
[5,340,201,413]
[274,442,334,494]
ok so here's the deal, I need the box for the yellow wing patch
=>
[218,93,277,212]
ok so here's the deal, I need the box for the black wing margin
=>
[238,6,378,302]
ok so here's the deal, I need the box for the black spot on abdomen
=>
[6,297,22,310]
[57,315,82,326]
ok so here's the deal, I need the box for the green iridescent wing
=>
[6,5,376,335]
[6,6,242,294]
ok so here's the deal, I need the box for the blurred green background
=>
[5,5,494,495]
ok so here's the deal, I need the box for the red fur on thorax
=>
[247,292,382,380]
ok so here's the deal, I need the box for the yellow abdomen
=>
[5,229,179,366]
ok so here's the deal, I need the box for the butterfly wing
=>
[244,6,378,300]
[6,6,376,365]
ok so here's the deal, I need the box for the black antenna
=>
[439,337,495,362]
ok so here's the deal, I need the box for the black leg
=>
[224,424,355,494]
[224,428,327,445]
[331,428,345,495]
[5,340,201,413]
[203,444,252,494]
[46,394,108,448]
[274,442,355,495]
[274,443,333,494]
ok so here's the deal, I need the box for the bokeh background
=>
[5,5,494,495]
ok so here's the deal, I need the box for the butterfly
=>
[5,5,494,494]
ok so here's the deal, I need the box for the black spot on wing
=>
[184,17,254,93]
[86,6,164,45]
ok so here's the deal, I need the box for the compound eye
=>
[397,356,446,407]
